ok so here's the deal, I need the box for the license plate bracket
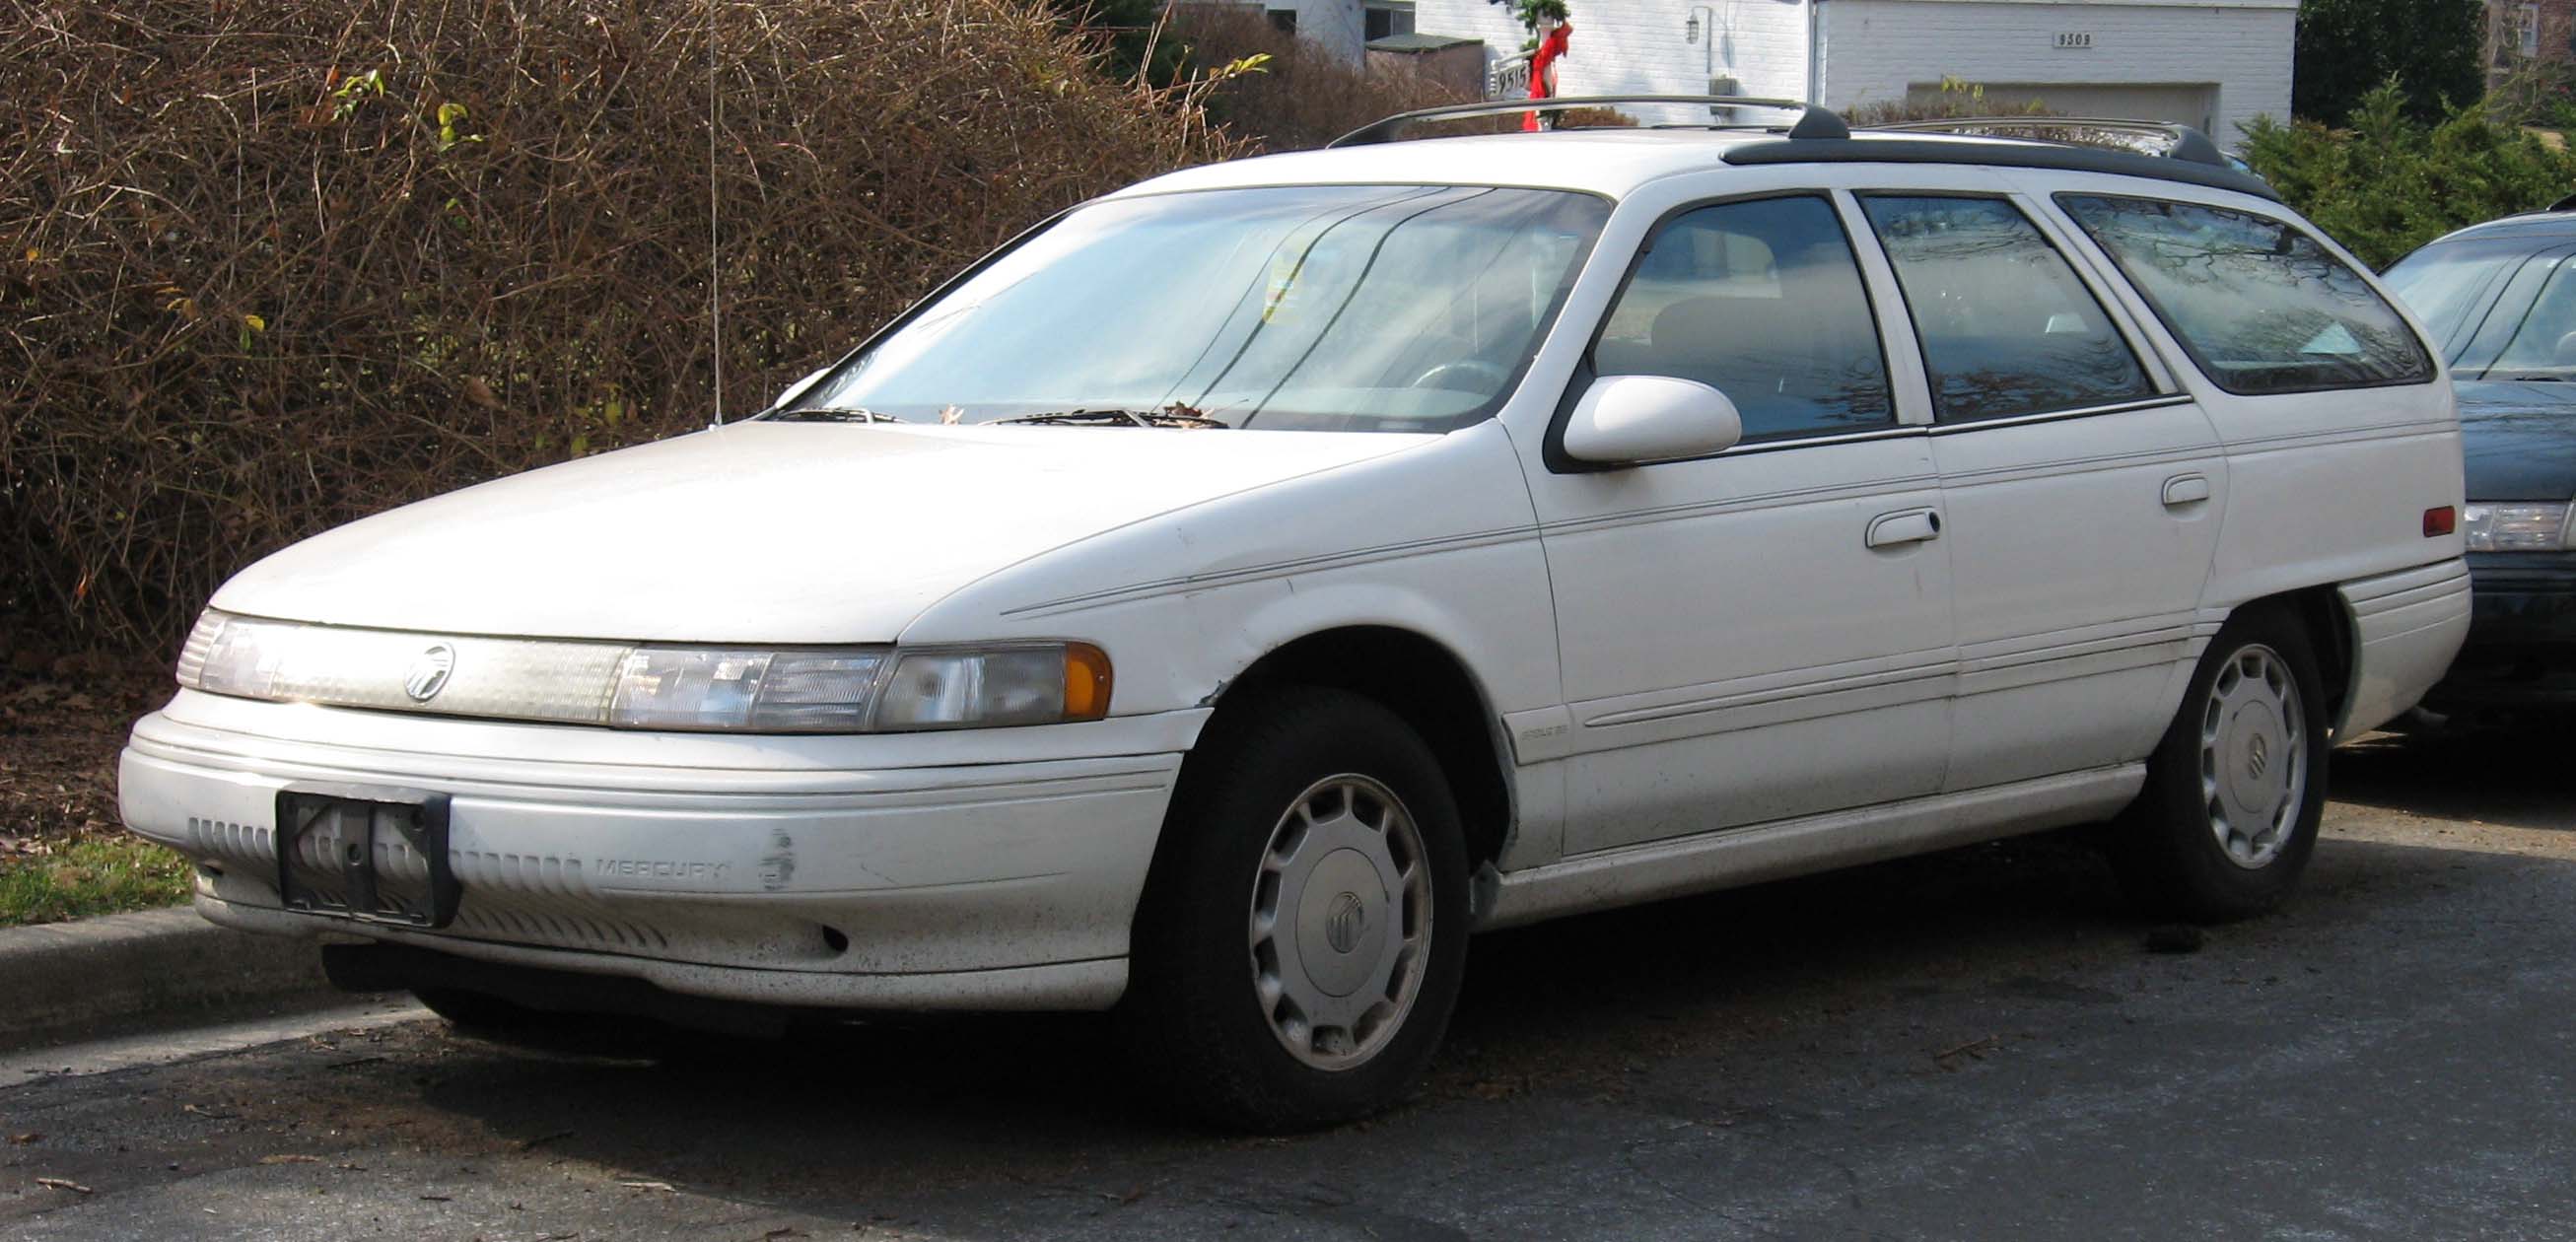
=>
[274,785,460,929]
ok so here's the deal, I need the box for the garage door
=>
[1903,82,2218,133]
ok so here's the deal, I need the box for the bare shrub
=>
[0,0,1244,656]
[1168,4,1476,151]
[1845,76,2056,126]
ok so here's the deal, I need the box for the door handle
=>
[2163,473,2212,508]
[1866,508,1942,549]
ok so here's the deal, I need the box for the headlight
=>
[608,642,1110,731]
[608,648,890,731]
[2461,502,2573,552]
[874,644,1114,730]
[177,611,1112,733]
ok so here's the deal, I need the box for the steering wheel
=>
[1408,358,1510,392]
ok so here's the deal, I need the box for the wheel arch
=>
[2225,586,2356,735]
[1199,626,1519,876]
[2291,586,2358,734]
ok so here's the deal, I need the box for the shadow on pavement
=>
[2332,722,2576,832]
[310,738,2554,1221]
[388,832,2143,1176]
[24,810,2541,1239]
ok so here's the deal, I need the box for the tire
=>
[1122,686,1471,1132]
[2110,605,2331,923]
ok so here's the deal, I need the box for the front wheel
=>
[2110,606,2330,922]
[1123,687,1470,1132]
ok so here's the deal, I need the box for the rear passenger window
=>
[1860,195,2154,422]
[1591,195,1894,442]
[2058,194,2432,394]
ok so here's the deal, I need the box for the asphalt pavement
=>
[4,726,2570,1241]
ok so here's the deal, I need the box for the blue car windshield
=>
[776,184,1610,432]
[2382,237,2555,350]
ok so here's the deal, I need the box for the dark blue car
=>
[2384,215,2576,714]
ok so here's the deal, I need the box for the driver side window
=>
[1591,195,1896,442]
[2488,258,2576,378]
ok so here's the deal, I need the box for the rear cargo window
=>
[2058,194,2432,395]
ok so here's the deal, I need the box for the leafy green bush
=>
[2291,0,2482,125]
[2241,82,2576,268]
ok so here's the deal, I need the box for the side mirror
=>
[1561,374,1743,465]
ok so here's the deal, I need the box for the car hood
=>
[2456,380,2576,501]
[212,421,1426,643]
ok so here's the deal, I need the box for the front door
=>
[1522,191,1957,855]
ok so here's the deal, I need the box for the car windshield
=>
[2381,237,2555,351]
[776,184,1610,432]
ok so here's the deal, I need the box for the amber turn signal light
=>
[1064,643,1114,721]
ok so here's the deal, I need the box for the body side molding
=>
[1479,764,2144,931]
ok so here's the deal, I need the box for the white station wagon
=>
[121,100,2471,1129]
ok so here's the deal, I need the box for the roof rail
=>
[1862,116,2231,170]
[1327,96,1851,149]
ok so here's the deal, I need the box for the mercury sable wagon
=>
[121,99,2471,1129]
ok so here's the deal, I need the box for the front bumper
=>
[119,690,1204,1011]
[2424,551,2576,711]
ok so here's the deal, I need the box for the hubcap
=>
[2199,643,2308,869]
[1249,775,1432,1071]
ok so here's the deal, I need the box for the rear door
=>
[1852,179,2228,790]
[2050,186,2459,697]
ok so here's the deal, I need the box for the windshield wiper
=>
[767,406,903,423]
[988,407,1229,429]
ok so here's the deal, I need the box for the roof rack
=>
[1327,96,1851,149]
[1862,116,2231,170]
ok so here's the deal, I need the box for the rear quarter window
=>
[2057,194,2432,396]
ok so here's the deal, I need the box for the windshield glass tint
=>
[785,185,1610,431]
[2382,239,2550,352]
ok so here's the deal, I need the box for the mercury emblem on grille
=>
[404,643,456,703]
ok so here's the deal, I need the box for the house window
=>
[2517,3,2541,57]
[1365,2,1417,41]
[1268,8,1297,34]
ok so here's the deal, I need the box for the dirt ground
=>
[0,661,172,861]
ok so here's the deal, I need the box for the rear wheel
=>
[1123,687,1470,1132]
[2111,606,2330,922]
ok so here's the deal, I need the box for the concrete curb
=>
[0,906,335,1049]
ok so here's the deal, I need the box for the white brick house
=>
[1404,0,2296,147]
